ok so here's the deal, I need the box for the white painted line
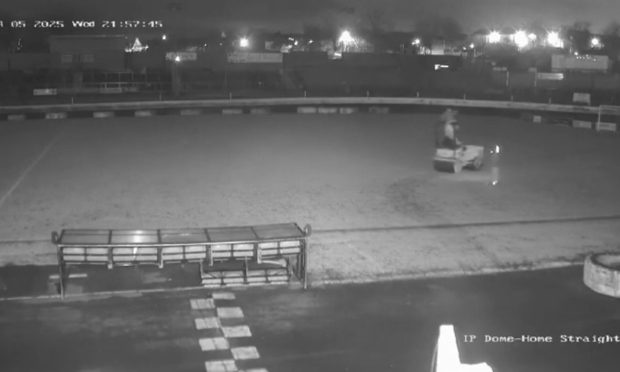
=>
[195,317,220,330]
[93,111,115,119]
[205,359,237,372]
[212,292,236,300]
[134,110,154,117]
[596,121,617,132]
[231,346,260,360]
[45,112,67,120]
[222,326,252,338]
[240,369,269,372]
[339,107,358,114]
[217,307,244,319]
[49,273,88,280]
[572,120,592,129]
[7,114,26,121]
[249,108,270,114]
[369,106,390,114]
[191,298,215,310]
[199,337,230,351]
[0,132,61,210]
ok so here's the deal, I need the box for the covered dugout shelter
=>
[52,223,311,297]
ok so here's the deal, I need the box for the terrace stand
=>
[51,222,310,298]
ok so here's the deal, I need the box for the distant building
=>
[429,38,467,56]
[470,29,490,46]
[48,35,127,72]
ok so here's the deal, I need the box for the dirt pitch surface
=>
[1,113,619,284]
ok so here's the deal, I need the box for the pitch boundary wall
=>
[1,97,618,132]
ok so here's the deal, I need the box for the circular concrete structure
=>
[583,253,620,298]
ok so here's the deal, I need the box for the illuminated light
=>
[469,43,475,49]
[125,37,149,52]
[174,55,181,63]
[162,34,167,41]
[546,31,564,48]
[309,39,314,44]
[513,30,529,48]
[294,40,299,46]
[338,30,355,45]
[412,38,421,45]
[239,37,250,48]
[488,31,501,44]
[591,37,601,47]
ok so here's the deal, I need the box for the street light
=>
[514,30,529,48]
[591,37,601,48]
[488,31,501,44]
[239,37,250,48]
[339,30,355,45]
[546,31,564,48]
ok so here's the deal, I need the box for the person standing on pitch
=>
[435,108,463,150]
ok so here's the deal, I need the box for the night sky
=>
[0,0,618,34]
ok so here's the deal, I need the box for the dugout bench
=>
[51,223,311,297]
